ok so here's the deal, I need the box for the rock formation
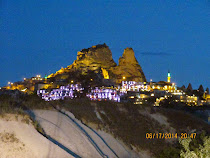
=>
[67,44,116,74]
[111,48,146,83]
[49,44,146,84]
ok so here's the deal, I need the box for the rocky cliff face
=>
[67,44,116,74]
[111,48,146,82]
[51,44,146,83]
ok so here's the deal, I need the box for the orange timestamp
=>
[146,133,196,139]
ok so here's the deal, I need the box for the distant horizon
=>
[1,1,209,89]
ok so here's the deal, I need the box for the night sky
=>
[1,1,209,89]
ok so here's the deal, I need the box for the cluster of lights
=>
[37,84,83,101]
[32,75,43,81]
[154,92,199,106]
[121,81,149,92]
[8,82,13,85]
[34,72,204,106]
[87,87,120,102]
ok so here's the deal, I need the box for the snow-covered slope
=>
[0,110,142,158]
[33,110,140,158]
[0,114,71,158]
[33,110,102,158]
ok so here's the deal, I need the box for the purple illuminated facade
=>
[37,84,83,101]
[87,87,121,102]
[37,81,151,102]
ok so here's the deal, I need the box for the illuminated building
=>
[37,84,84,101]
[151,81,176,92]
[167,70,171,83]
[125,91,151,104]
[203,94,210,104]
[87,87,120,102]
[186,95,198,106]
[31,75,43,81]
[121,81,150,92]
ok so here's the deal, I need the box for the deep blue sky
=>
[1,0,209,89]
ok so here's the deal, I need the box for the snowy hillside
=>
[32,110,139,158]
[0,114,71,158]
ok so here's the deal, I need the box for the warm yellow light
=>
[101,68,109,79]
[8,82,11,84]
[71,80,74,83]
[21,88,27,92]
[24,78,26,80]
[90,79,93,81]
[47,73,54,78]
[122,76,126,80]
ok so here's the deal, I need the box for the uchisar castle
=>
[47,43,146,85]
[4,44,146,92]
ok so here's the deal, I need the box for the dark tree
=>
[186,83,193,95]
[180,85,186,91]
[206,87,209,94]
[198,85,204,94]
[187,83,192,91]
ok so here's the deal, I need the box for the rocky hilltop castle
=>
[48,44,146,84]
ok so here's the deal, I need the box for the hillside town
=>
[37,72,210,106]
[2,70,210,107]
[1,44,210,107]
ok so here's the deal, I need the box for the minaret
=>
[167,70,171,83]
